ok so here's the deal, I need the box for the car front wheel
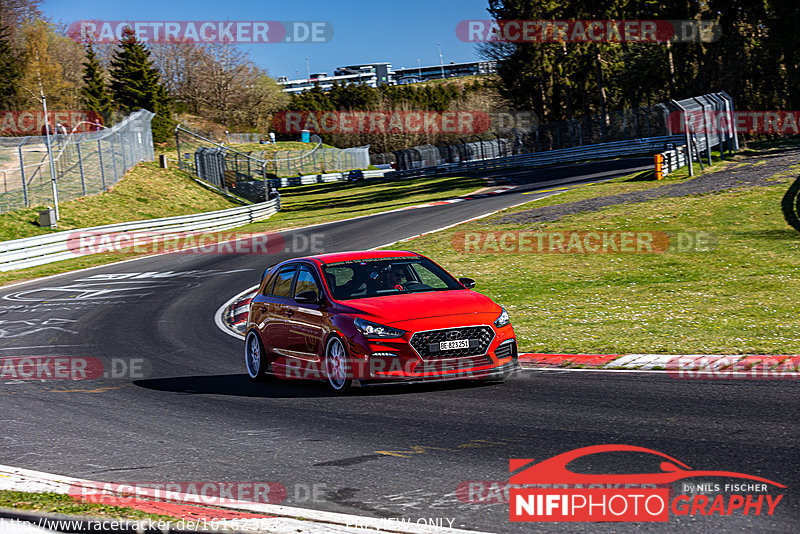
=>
[324,336,352,392]
[245,330,268,380]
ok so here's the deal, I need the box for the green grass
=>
[387,160,800,355]
[0,491,177,522]
[0,162,243,242]
[0,173,485,286]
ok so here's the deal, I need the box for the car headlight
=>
[494,306,510,328]
[354,317,406,338]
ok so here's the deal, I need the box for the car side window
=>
[269,265,297,298]
[295,266,320,298]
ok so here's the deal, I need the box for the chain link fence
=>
[269,146,370,176]
[226,132,263,144]
[0,110,155,212]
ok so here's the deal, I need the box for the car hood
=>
[339,290,501,326]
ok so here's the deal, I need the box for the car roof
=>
[304,250,420,265]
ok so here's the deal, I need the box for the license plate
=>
[439,339,470,351]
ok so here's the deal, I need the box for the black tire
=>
[782,176,800,234]
[323,336,353,392]
[245,330,268,381]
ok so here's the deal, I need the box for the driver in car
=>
[386,266,407,290]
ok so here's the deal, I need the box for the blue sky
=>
[43,0,492,79]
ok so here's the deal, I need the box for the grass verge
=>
[0,162,244,242]
[0,174,484,287]
[388,159,800,355]
[0,491,176,522]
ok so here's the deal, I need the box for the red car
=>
[244,250,519,391]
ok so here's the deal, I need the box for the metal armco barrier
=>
[268,169,388,188]
[0,198,280,272]
[385,135,685,179]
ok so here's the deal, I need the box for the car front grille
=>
[409,326,494,360]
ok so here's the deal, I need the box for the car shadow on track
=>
[133,374,498,398]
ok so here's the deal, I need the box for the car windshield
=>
[322,257,464,300]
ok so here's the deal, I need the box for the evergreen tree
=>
[109,26,174,142]
[79,41,113,125]
[0,24,21,110]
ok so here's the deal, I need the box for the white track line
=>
[0,465,491,534]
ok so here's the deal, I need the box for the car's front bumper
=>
[351,357,521,387]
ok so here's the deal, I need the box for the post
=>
[41,93,60,223]
[671,100,693,177]
[97,140,107,190]
[654,153,664,180]
[175,127,183,171]
[76,141,86,195]
[110,136,118,180]
[17,140,29,207]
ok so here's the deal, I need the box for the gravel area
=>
[495,145,800,225]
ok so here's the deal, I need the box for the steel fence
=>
[0,109,155,213]
[269,146,370,176]
[382,94,736,172]
[226,132,262,144]
[178,125,359,197]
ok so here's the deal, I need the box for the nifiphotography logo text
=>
[505,445,785,522]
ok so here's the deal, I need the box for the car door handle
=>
[285,309,294,316]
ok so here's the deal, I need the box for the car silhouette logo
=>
[510,444,786,487]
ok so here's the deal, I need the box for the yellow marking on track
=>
[49,384,131,394]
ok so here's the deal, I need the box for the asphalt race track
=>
[1,158,797,533]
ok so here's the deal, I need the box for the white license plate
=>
[439,339,470,351]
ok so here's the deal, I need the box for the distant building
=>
[392,60,497,83]
[277,60,495,93]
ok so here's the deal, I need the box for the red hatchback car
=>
[244,250,519,391]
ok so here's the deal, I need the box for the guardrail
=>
[0,198,280,272]
[268,169,388,188]
[383,135,686,179]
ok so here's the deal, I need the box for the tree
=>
[16,19,71,109]
[0,24,21,109]
[80,41,113,124]
[109,26,174,142]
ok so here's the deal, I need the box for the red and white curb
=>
[518,353,800,375]
[0,465,490,534]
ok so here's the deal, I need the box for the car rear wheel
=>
[324,336,352,392]
[245,330,268,380]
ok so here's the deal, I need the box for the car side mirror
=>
[294,290,320,304]
[459,277,476,289]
